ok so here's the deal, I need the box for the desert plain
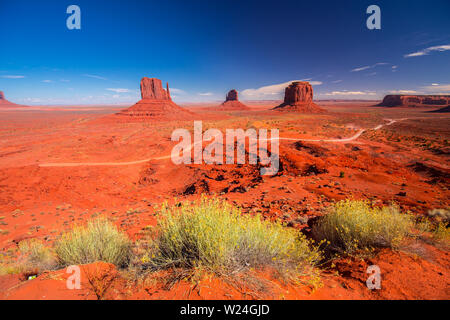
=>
[0,94,449,300]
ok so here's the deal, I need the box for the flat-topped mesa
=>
[116,77,196,121]
[284,81,313,104]
[219,89,250,110]
[0,91,5,100]
[273,81,325,113]
[140,77,171,100]
[378,95,450,107]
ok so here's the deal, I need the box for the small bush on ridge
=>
[55,217,131,267]
[147,197,321,279]
[312,200,414,255]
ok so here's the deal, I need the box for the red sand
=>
[0,102,449,299]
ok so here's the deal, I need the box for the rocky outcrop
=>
[378,95,450,107]
[0,91,22,107]
[273,81,325,113]
[116,77,196,120]
[218,89,250,110]
[140,77,171,100]
[225,89,238,102]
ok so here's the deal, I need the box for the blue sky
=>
[0,0,449,105]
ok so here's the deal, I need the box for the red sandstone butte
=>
[218,89,250,110]
[116,77,195,120]
[0,91,22,108]
[273,81,325,113]
[377,95,450,108]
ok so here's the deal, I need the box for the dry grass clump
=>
[146,197,321,280]
[312,200,414,255]
[55,217,132,267]
[427,208,450,223]
[18,239,57,273]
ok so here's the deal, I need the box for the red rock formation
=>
[218,89,250,110]
[116,77,196,120]
[273,81,325,113]
[378,95,450,107]
[140,77,171,100]
[225,89,238,102]
[0,91,22,107]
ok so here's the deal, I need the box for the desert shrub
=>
[312,200,414,255]
[427,208,450,223]
[18,239,57,273]
[147,197,321,279]
[432,222,450,243]
[55,217,131,267]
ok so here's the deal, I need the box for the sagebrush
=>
[146,197,321,280]
[55,217,131,267]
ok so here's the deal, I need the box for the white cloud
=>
[324,91,376,96]
[241,80,322,100]
[170,88,186,95]
[351,62,389,72]
[331,80,343,83]
[198,92,213,96]
[60,79,70,82]
[1,75,25,79]
[422,83,450,93]
[404,44,450,58]
[42,80,53,83]
[389,90,419,94]
[106,88,130,93]
[83,74,108,80]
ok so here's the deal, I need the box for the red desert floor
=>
[0,102,449,299]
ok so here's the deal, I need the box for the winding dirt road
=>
[38,118,403,168]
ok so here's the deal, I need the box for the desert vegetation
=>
[55,217,132,267]
[0,197,448,299]
[144,197,321,280]
[312,200,414,255]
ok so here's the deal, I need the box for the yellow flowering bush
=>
[312,200,414,254]
[148,197,321,279]
[55,217,132,267]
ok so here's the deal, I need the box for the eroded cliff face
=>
[273,81,325,113]
[225,89,239,102]
[116,77,195,120]
[219,89,250,110]
[283,81,313,104]
[140,77,171,101]
[378,95,450,107]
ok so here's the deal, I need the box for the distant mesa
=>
[272,81,325,113]
[0,90,23,108]
[377,95,450,108]
[217,89,250,110]
[116,77,196,120]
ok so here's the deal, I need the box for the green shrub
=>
[55,217,131,267]
[312,200,414,255]
[147,198,321,279]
